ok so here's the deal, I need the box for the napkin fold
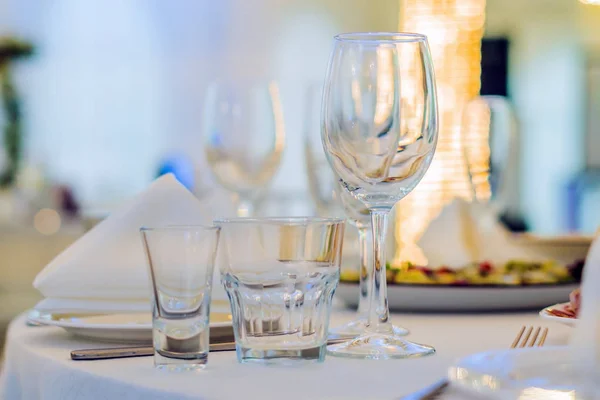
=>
[33,174,212,314]
[417,198,538,268]
[569,232,600,377]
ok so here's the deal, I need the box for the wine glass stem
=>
[367,209,392,334]
[357,225,371,317]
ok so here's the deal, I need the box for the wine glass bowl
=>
[204,81,285,216]
[322,33,438,209]
[322,32,438,359]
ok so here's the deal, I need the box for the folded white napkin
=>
[33,173,213,314]
[417,198,537,268]
[570,232,600,377]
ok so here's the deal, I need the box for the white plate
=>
[28,311,233,344]
[539,302,577,327]
[450,346,598,398]
[335,282,578,312]
[510,233,593,247]
[508,234,591,265]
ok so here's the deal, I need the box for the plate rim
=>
[338,281,579,289]
[28,311,232,331]
[510,233,593,246]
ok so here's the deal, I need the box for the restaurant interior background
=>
[1,0,599,352]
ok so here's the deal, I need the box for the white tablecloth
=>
[0,310,571,400]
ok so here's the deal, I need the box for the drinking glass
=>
[322,32,438,359]
[203,81,285,217]
[216,217,345,364]
[140,225,221,370]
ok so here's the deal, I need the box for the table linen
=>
[1,310,571,400]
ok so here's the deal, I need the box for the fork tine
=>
[519,326,533,348]
[538,327,548,346]
[528,327,541,347]
[511,326,525,349]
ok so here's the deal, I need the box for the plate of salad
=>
[336,260,583,312]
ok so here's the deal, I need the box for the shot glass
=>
[215,217,345,364]
[140,225,220,371]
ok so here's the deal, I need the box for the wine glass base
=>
[327,333,435,360]
[329,319,409,339]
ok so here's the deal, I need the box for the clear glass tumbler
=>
[140,225,221,371]
[216,217,345,364]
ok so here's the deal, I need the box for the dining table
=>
[0,305,571,400]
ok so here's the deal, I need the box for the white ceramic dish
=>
[450,346,597,398]
[511,233,593,247]
[28,311,233,343]
[539,302,577,327]
[509,234,592,265]
[335,282,577,312]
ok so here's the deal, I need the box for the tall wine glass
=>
[203,81,285,217]
[322,32,438,359]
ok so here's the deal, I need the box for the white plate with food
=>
[336,260,581,312]
[28,311,233,343]
[540,303,577,327]
[539,288,579,327]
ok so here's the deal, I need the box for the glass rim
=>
[139,225,219,232]
[334,32,427,44]
[213,216,344,226]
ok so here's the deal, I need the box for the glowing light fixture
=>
[393,0,489,264]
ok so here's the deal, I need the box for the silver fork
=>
[403,326,549,400]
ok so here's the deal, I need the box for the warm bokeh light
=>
[462,97,492,201]
[394,0,488,264]
[33,208,61,235]
[580,0,600,5]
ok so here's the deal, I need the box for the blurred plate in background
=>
[335,282,578,312]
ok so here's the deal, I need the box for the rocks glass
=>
[216,217,345,364]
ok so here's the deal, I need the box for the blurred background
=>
[1,0,599,349]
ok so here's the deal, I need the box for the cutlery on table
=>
[70,337,351,361]
[401,325,549,400]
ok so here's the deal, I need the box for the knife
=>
[71,341,236,360]
[399,379,449,400]
[71,337,350,361]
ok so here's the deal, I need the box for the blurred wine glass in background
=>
[303,83,342,217]
[462,95,523,230]
[203,81,285,217]
[304,83,406,338]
